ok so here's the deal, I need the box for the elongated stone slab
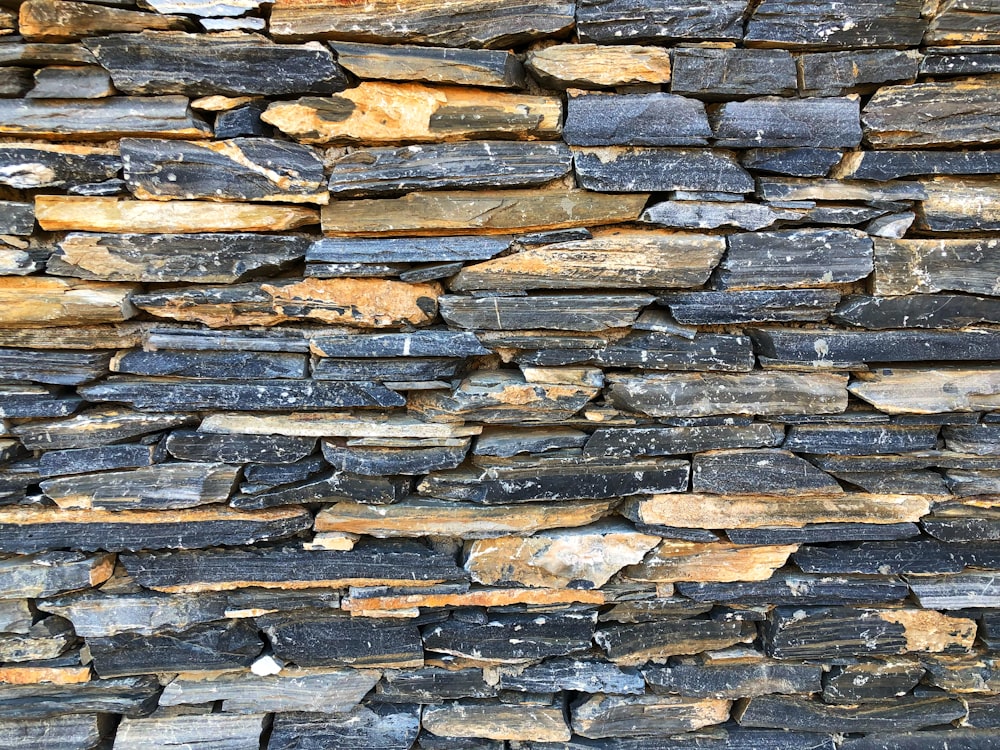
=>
[745,0,926,49]
[822,659,925,704]
[832,292,1000,330]
[466,523,659,588]
[576,0,746,43]
[864,78,1000,148]
[346,587,603,615]
[35,196,318,233]
[645,653,822,700]
[18,0,189,41]
[678,573,910,606]
[114,714,266,750]
[231,469,410,509]
[0,277,137,329]
[40,463,239,511]
[0,96,209,140]
[693,449,842,495]
[753,328,1000,365]
[909,572,1000,609]
[269,705,420,750]
[499,657,643,695]
[564,92,711,146]
[798,50,921,97]
[440,293,653,331]
[795,540,1000,575]
[0,552,114,599]
[596,619,756,666]
[315,497,616,539]
[120,137,325,203]
[423,701,571,742]
[88,619,262,678]
[585,423,783,459]
[450,230,724,291]
[642,201,799,231]
[672,48,797,99]
[873,239,1000,296]
[333,41,523,87]
[328,141,570,196]
[919,176,1000,232]
[624,492,933,529]
[121,542,467,593]
[849,367,1000,414]
[783,423,939,455]
[112,350,308,379]
[311,331,488,358]
[0,506,312,553]
[11,406,190,450]
[623,540,797,584]
[264,83,561,144]
[165,431,316,464]
[80,377,405,411]
[834,149,1000,181]
[424,611,595,664]
[308,235,508,263]
[321,440,467,476]
[377,668,496,702]
[717,228,873,290]
[133,278,440,328]
[664,290,841,325]
[86,31,346,97]
[526,43,671,89]
[573,693,732,738]
[199,412,482,439]
[260,614,423,668]
[321,190,646,237]
[573,147,753,193]
[269,0,574,46]
[0,348,110,386]
[608,372,848,418]
[409,370,599,424]
[738,694,967,733]
[743,147,843,177]
[0,676,160,720]
[0,714,101,749]
[711,97,862,148]
[51,232,308,284]
[756,176,926,203]
[160,668,378,713]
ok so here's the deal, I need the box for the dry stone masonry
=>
[0,0,999,747]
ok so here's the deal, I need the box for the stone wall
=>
[0,0,999,747]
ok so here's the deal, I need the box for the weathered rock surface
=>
[526,43,671,89]
[333,41,523,87]
[0,96,210,139]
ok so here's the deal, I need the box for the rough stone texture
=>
[1,4,997,748]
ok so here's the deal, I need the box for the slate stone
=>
[328,141,571,196]
[85,31,348,97]
[0,69,34,98]
[114,713,266,750]
[308,236,509,264]
[0,714,102,750]
[908,572,1000,609]
[0,505,312,554]
[376,668,497,702]
[27,65,115,99]
[717,229,873,290]
[641,201,800,231]
[121,542,466,593]
[644,657,823,699]
[798,50,921,96]
[87,619,262,678]
[737,694,967,733]
[745,0,927,49]
[576,0,747,43]
[873,239,1000,297]
[863,78,1000,148]
[0,202,34,236]
[742,148,844,177]
[121,137,326,203]
[423,611,595,663]
[268,0,575,47]
[727,523,921,546]
[822,660,925,704]
[671,48,796,99]
[165,431,317,464]
[112,350,308,379]
[585,423,783,459]
[260,614,424,668]
[440,294,653,332]
[269,705,421,750]
[711,97,862,149]
[499,657,644,695]
[692,449,843,495]
[322,440,467,476]
[564,92,711,147]
[833,294,1000,330]
[841,730,1000,750]
[922,47,1000,76]
[80,377,405,411]
[663,290,841,325]
[751,328,1000,365]
[677,574,910,606]
[835,150,1000,181]
[794,540,1000,575]
[0,348,110,386]
[0,676,160,720]
[595,619,756,666]
[11,407,193,450]
[215,102,270,138]
[311,331,489,358]
[783,423,939,455]
[573,147,753,193]
[332,41,524,87]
